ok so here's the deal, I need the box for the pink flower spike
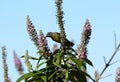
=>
[83,19,91,35]
[116,67,120,75]
[38,30,51,58]
[13,50,23,74]
[26,16,39,48]
[116,67,120,82]
[38,30,47,47]
[77,46,87,61]
[14,54,20,66]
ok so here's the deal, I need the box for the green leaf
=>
[21,55,39,60]
[30,57,38,60]
[48,70,59,80]
[33,65,55,78]
[55,71,65,79]
[16,72,34,82]
[37,56,43,65]
[17,63,54,82]
[36,61,46,69]
[69,70,87,82]
[35,56,44,70]
[65,69,69,82]
[53,53,62,68]
[25,77,44,82]
[85,58,94,67]
[82,71,95,82]
[37,65,54,74]
[41,75,47,82]
[24,74,46,82]
[70,56,83,69]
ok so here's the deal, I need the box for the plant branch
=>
[110,58,120,66]
[100,74,112,79]
[103,56,107,64]
[96,43,120,82]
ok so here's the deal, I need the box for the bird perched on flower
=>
[46,32,74,47]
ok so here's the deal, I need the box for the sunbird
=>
[46,32,74,47]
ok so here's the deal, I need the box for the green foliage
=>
[17,45,94,82]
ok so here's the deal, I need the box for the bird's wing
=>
[52,32,61,42]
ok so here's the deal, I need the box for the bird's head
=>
[46,32,52,37]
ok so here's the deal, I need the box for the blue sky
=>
[0,0,120,82]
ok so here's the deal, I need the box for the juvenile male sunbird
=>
[46,32,74,47]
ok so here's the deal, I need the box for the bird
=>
[46,32,74,47]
